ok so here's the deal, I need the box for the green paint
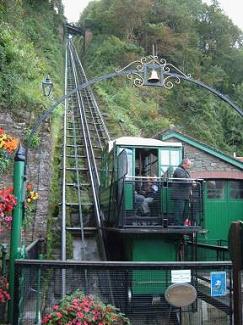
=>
[8,146,26,323]
[127,237,179,295]
[124,182,133,210]
[204,181,243,242]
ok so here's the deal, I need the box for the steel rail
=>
[61,42,69,297]
[68,42,102,189]
[70,42,110,142]
[68,43,86,255]
[67,40,107,261]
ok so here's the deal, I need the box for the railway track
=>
[61,38,110,263]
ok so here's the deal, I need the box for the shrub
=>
[42,290,130,325]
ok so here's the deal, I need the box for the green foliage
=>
[0,151,11,176]
[0,23,44,112]
[23,128,41,149]
[85,36,143,76]
[80,0,243,155]
[0,1,64,125]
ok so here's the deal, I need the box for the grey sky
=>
[63,0,92,22]
[203,0,243,31]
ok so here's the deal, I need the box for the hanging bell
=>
[148,69,160,83]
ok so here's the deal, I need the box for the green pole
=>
[8,145,26,324]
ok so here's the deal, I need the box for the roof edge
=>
[160,130,243,170]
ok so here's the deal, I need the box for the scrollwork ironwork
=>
[117,55,191,88]
[164,75,181,89]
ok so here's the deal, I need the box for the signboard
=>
[171,270,191,283]
[165,283,197,307]
[210,271,227,297]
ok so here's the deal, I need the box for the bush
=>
[42,290,130,325]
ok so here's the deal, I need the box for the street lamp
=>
[42,74,53,97]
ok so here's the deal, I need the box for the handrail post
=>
[8,145,26,324]
[34,238,45,324]
[1,243,8,276]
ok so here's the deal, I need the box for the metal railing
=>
[13,260,233,325]
[108,177,203,229]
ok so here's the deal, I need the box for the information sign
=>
[171,270,191,283]
[210,271,227,297]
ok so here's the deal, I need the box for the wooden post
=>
[229,221,243,325]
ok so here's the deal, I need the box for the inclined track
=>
[61,39,110,264]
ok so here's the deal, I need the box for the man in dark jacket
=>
[172,158,192,225]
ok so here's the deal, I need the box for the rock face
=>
[0,112,53,245]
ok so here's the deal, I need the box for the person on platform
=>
[172,158,193,225]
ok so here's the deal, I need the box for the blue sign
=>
[210,272,227,297]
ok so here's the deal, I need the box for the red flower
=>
[55,312,62,319]
[41,290,130,324]
[76,311,84,319]
[0,187,17,232]
[0,276,11,303]
[53,305,59,310]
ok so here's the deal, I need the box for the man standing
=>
[172,158,192,226]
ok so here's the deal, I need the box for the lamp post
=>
[8,145,26,324]
[41,75,53,97]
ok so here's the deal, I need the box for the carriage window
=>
[207,180,225,199]
[160,150,170,165]
[118,148,133,179]
[160,148,181,176]
[171,151,180,165]
[230,181,243,199]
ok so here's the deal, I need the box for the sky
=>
[63,0,243,31]
[203,0,243,31]
[62,0,91,22]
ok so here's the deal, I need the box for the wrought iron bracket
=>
[116,55,191,89]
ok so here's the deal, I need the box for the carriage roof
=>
[108,137,182,152]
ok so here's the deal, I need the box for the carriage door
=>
[159,147,182,215]
[117,148,134,215]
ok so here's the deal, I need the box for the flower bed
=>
[0,128,18,175]
[0,187,17,232]
[42,290,130,325]
[24,183,39,228]
[0,275,10,304]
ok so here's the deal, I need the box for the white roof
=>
[108,137,182,151]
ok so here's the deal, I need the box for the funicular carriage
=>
[99,137,204,313]
[100,137,203,230]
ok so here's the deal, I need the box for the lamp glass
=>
[42,75,53,97]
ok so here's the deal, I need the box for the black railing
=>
[114,177,203,228]
[14,260,233,325]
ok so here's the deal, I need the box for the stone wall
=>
[26,122,52,243]
[166,137,243,178]
[0,112,53,245]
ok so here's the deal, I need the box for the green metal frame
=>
[8,145,26,323]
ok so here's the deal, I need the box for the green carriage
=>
[99,137,203,309]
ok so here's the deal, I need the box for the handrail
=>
[187,241,228,251]
[15,259,232,268]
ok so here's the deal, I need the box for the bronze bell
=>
[148,69,160,83]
